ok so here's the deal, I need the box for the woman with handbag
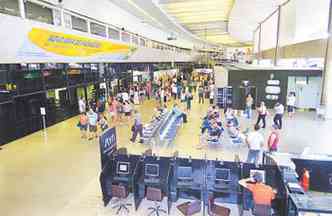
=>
[130,110,143,143]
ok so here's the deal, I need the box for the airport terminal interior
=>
[1,0,332,216]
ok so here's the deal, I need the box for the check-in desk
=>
[99,154,141,206]
[133,156,172,213]
[206,160,241,205]
[170,158,205,202]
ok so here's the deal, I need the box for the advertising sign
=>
[99,127,117,168]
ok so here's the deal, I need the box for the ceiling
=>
[109,0,288,48]
[158,0,241,46]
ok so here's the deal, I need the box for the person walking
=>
[256,102,267,129]
[273,102,284,129]
[287,92,296,118]
[87,108,98,140]
[246,124,264,164]
[130,110,143,143]
[198,86,204,104]
[245,94,254,119]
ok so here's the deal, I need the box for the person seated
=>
[238,172,276,216]
[208,122,223,142]
[172,103,187,123]
[226,111,239,127]
[201,117,212,134]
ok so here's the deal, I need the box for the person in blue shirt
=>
[87,108,98,140]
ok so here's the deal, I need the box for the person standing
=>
[209,88,214,105]
[246,124,264,164]
[87,108,98,140]
[273,102,284,129]
[256,102,267,129]
[130,110,143,143]
[79,112,88,139]
[287,92,296,118]
[78,97,86,113]
[198,86,204,104]
[245,94,254,119]
[185,90,193,111]
[267,124,279,152]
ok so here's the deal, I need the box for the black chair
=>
[146,187,166,216]
[111,184,132,214]
[253,204,272,216]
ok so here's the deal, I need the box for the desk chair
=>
[253,204,272,216]
[111,184,132,215]
[117,147,127,155]
[146,187,166,216]
[208,196,230,216]
[177,199,201,216]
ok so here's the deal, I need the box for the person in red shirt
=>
[239,172,276,215]
[267,124,280,152]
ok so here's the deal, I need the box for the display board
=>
[99,127,117,168]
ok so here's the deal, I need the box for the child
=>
[99,115,109,132]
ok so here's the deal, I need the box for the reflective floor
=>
[1,96,331,215]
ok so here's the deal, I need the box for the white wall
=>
[42,0,195,49]
[255,0,330,52]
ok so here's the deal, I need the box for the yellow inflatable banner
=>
[28,28,134,57]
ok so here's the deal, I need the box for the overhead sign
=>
[28,28,134,57]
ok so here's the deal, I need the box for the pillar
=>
[321,0,332,118]
[18,0,26,19]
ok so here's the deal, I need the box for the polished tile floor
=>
[1,96,331,215]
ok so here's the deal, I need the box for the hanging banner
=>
[99,127,117,168]
[28,28,132,57]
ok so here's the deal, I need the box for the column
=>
[18,0,26,19]
[273,6,281,66]
[321,0,332,118]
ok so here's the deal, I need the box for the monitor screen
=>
[145,164,159,177]
[178,166,193,179]
[250,169,266,183]
[215,168,230,181]
[117,162,130,175]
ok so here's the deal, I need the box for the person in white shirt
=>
[246,124,264,164]
[78,97,86,113]
[287,92,296,118]
[122,91,129,102]
[273,102,284,129]
[256,101,267,129]
[209,89,214,104]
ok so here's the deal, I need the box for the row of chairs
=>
[111,184,231,216]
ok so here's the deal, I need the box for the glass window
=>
[139,38,146,47]
[0,0,20,16]
[121,32,131,43]
[52,9,61,26]
[90,22,106,37]
[132,36,139,46]
[108,27,120,40]
[25,1,53,24]
[71,15,88,32]
[63,13,72,28]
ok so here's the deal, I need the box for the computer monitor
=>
[250,169,266,183]
[215,168,231,181]
[117,161,130,175]
[177,166,193,180]
[145,163,159,177]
